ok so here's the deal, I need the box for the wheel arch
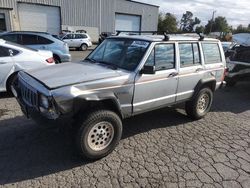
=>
[72,93,124,119]
[6,71,19,92]
[192,78,216,100]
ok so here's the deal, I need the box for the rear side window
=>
[145,43,175,71]
[22,34,37,45]
[202,43,222,64]
[37,36,53,44]
[179,43,201,67]
[75,34,87,39]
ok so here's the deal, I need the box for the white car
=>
[0,39,55,93]
[61,33,92,51]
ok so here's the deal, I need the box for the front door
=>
[63,34,75,48]
[133,43,179,114]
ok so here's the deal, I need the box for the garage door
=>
[115,14,141,32]
[18,3,60,35]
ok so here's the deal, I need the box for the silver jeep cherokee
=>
[13,33,226,159]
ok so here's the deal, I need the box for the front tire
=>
[75,110,122,160]
[185,88,213,120]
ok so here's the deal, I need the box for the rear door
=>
[176,42,204,101]
[0,45,14,90]
[133,43,179,114]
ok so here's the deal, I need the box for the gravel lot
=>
[0,51,249,187]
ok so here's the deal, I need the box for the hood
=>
[233,33,250,47]
[26,62,122,89]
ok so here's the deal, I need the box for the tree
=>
[195,25,205,33]
[180,11,201,32]
[233,24,250,34]
[158,12,178,33]
[204,16,229,34]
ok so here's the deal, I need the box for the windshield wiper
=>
[85,58,97,64]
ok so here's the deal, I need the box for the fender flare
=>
[192,78,216,100]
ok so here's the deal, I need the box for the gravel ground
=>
[0,51,249,187]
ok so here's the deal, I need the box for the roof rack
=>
[116,30,205,41]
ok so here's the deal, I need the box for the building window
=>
[0,13,6,31]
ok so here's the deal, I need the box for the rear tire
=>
[53,55,61,64]
[185,88,213,120]
[80,44,88,51]
[75,110,122,160]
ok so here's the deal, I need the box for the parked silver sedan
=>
[0,39,55,93]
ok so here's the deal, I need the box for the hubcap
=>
[87,122,114,151]
[197,93,210,114]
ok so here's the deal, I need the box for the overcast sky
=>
[136,0,250,28]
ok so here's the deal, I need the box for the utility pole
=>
[209,10,216,34]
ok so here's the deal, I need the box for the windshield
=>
[87,38,150,71]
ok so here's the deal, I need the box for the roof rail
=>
[116,30,205,41]
[8,31,50,35]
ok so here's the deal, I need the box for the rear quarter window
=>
[202,43,222,64]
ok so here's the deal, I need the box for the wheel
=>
[6,73,18,96]
[185,88,213,120]
[53,55,61,64]
[80,44,88,51]
[75,110,122,160]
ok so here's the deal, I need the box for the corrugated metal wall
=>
[0,0,158,33]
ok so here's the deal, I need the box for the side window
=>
[1,34,18,43]
[37,36,53,44]
[21,34,38,45]
[63,34,74,39]
[9,48,20,56]
[75,34,87,39]
[179,43,201,67]
[202,43,222,64]
[145,44,175,71]
[0,46,10,57]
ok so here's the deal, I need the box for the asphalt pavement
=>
[0,51,249,187]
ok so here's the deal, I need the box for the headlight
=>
[40,94,49,108]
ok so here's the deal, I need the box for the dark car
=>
[99,32,114,44]
[225,33,250,86]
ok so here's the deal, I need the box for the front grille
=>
[19,78,38,107]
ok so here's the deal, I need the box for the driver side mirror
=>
[140,65,156,74]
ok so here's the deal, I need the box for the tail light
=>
[222,67,228,81]
[46,57,55,64]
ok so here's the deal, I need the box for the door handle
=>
[168,72,178,77]
[0,62,8,64]
[196,68,204,72]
